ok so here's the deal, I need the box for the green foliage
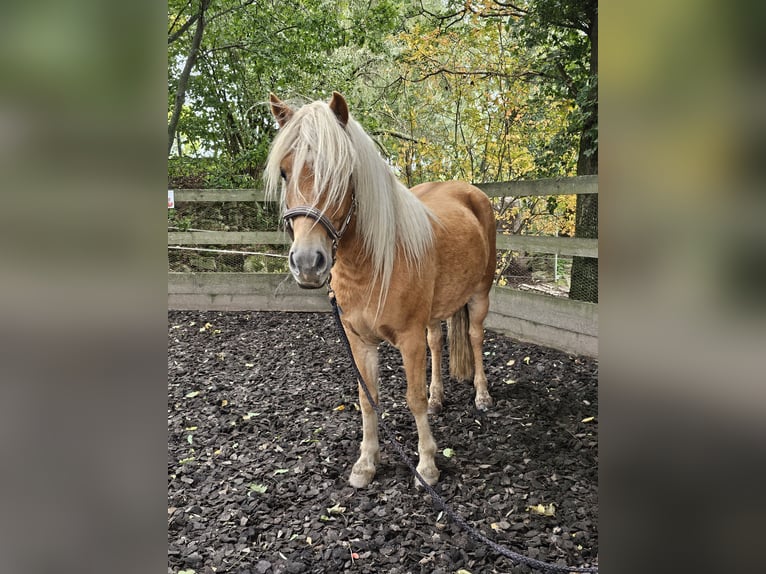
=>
[168,0,595,186]
[168,157,259,189]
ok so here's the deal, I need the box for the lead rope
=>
[328,290,598,573]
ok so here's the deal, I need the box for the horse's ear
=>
[329,91,349,127]
[270,93,294,128]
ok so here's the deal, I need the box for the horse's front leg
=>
[401,333,440,486]
[347,335,381,488]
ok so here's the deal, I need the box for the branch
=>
[168,0,194,39]
[168,5,201,44]
[493,1,529,14]
[207,0,257,25]
[411,67,509,83]
[369,130,425,144]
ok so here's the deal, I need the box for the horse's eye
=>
[280,168,287,180]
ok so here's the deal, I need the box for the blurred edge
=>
[0,2,166,574]
[602,0,766,573]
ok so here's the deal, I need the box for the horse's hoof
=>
[349,462,376,488]
[475,394,493,411]
[414,464,440,488]
[427,400,443,415]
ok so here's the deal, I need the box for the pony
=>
[265,92,496,487]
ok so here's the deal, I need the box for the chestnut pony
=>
[265,92,496,487]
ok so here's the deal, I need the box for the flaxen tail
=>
[448,304,474,381]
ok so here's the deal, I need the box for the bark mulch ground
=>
[168,310,598,574]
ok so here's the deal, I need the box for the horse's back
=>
[411,180,495,256]
[412,180,492,221]
[410,181,496,318]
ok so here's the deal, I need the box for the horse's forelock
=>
[266,101,355,212]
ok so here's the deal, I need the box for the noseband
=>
[283,194,356,264]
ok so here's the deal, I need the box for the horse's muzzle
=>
[288,246,330,289]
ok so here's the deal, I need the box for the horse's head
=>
[267,92,356,289]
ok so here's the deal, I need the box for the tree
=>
[168,0,212,156]
[568,8,598,303]
[505,0,598,301]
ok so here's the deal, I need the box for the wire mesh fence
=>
[168,199,289,273]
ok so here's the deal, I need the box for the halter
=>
[283,194,356,264]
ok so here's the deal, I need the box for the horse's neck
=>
[331,229,381,311]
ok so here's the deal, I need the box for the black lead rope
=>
[329,292,598,573]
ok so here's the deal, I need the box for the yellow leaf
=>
[581,416,595,423]
[523,356,531,364]
[221,399,228,407]
[327,503,346,515]
[504,379,516,385]
[306,536,312,545]
[334,404,345,411]
[527,503,556,516]
[506,359,515,366]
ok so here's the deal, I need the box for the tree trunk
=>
[569,13,598,303]
[168,0,210,157]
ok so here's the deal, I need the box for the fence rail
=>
[168,176,598,357]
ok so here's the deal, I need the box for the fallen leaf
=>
[523,356,531,364]
[306,536,312,545]
[527,503,556,516]
[351,552,359,560]
[581,416,595,423]
[442,448,455,458]
[187,434,193,445]
[185,390,200,398]
[273,468,289,475]
[326,503,346,514]
[249,483,267,494]
[504,379,516,385]
[506,359,515,366]
[221,399,228,407]
[334,404,345,411]
[245,363,254,368]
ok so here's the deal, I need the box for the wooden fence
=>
[168,176,597,357]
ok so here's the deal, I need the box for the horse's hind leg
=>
[348,336,381,488]
[468,293,493,410]
[426,320,445,414]
[400,332,440,486]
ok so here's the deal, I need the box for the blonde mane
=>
[264,99,436,297]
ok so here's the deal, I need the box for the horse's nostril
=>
[315,251,326,270]
[289,251,297,269]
